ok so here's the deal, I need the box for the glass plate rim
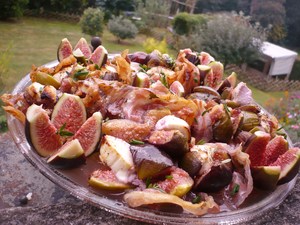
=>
[6,60,298,225]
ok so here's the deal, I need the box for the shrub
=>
[177,12,265,68]
[108,16,138,42]
[80,7,104,36]
[0,0,28,20]
[172,13,206,36]
[143,38,168,54]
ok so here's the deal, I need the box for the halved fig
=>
[128,51,149,65]
[244,131,271,167]
[179,151,202,177]
[47,139,85,168]
[194,162,233,193]
[157,167,194,197]
[102,119,151,142]
[262,135,289,166]
[89,168,133,191]
[99,135,135,183]
[74,37,92,59]
[204,61,223,89]
[51,93,87,134]
[89,45,108,67]
[155,115,191,141]
[148,130,189,158]
[57,38,73,62]
[240,111,260,131]
[130,144,173,180]
[133,72,150,88]
[197,65,212,86]
[217,72,237,94]
[270,148,300,185]
[251,166,281,190]
[212,105,233,143]
[72,112,102,156]
[25,104,62,157]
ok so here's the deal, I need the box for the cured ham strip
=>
[124,190,220,216]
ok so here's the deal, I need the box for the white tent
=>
[261,42,298,79]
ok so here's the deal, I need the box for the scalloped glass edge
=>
[6,60,298,225]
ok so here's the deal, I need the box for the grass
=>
[0,17,145,93]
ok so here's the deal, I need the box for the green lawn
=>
[0,17,145,93]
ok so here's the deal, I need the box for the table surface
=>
[1,132,299,225]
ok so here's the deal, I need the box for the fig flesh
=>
[25,104,62,157]
[51,93,87,135]
[47,139,86,168]
[270,148,300,185]
[89,168,133,191]
[89,45,108,67]
[57,38,73,62]
[72,112,103,156]
[74,37,92,60]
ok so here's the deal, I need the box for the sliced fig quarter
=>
[57,38,73,62]
[270,148,300,185]
[89,45,108,67]
[74,37,92,59]
[73,111,103,157]
[47,139,86,169]
[25,104,62,157]
[51,93,87,134]
[89,169,133,191]
[251,166,281,190]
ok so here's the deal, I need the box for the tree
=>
[97,0,136,19]
[0,0,28,20]
[80,7,104,36]
[178,13,265,68]
[136,0,171,28]
[108,16,138,43]
[250,0,286,43]
[285,0,300,47]
[194,0,238,13]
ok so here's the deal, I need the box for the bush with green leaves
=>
[0,0,28,20]
[108,16,138,42]
[177,12,265,68]
[143,38,168,54]
[172,13,207,36]
[136,0,171,29]
[80,7,104,36]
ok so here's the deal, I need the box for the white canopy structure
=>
[261,42,298,79]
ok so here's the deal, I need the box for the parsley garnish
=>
[56,123,74,137]
[129,139,145,145]
[196,139,206,145]
[160,72,168,88]
[165,175,173,180]
[231,184,240,196]
[192,195,201,204]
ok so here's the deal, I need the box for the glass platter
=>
[6,61,297,225]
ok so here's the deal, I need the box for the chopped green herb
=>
[56,123,74,137]
[129,139,145,145]
[194,78,198,83]
[139,64,149,72]
[277,126,284,131]
[74,70,89,78]
[231,184,240,196]
[202,110,209,116]
[194,118,198,124]
[146,177,152,188]
[192,195,201,204]
[196,139,206,145]
[160,73,168,88]
[223,103,230,114]
[165,175,173,180]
